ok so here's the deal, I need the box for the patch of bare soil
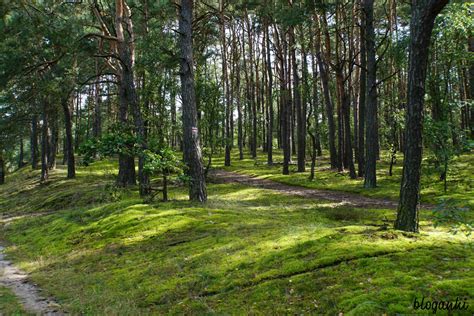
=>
[210,169,431,210]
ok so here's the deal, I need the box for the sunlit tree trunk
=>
[395,0,449,232]
[178,0,207,202]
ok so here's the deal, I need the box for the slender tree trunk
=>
[395,0,449,232]
[363,0,377,188]
[41,100,49,182]
[62,97,76,178]
[31,114,39,169]
[179,0,207,202]
[317,52,337,169]
[358,2,366,177]
[220,2,231,167]
[265,21,273,165]
[290,26,305,172]
[93,61,102,139]
[18,138,24,169]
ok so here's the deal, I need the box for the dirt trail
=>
[210,169,431,210]
[0,216,64,315]
[0,246,63,315]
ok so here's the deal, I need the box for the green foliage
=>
[79,126,139,166]
[432,199,473,237]
[142,147,183,177]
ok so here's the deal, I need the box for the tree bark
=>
[290,26,305,172]
[395,0,449,232]
[179,0,207,202]
[31,114,39,169]
[62,97,76,178]
[40,100,49,182]
[358,1,366,177]
[317,52,337,169]
[265,20,274,165]
[363,0,377,188]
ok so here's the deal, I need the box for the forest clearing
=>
[0,0,473,314]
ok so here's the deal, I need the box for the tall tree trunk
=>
[317,52,337,169]
[290,26,305,172]
[395,0,449,232]
[265,20,273,165]
[363,0,377,188]
[62,97,76,179]
[115,0,137,188]
[179,0,207,202]
[93,61,102,139]
[358,1,366,177]
[31,114,39,169]
[18,138,24,169]
[120,1,150,196]
[41,100,49,182]
[220,1,231,167]
[48,112,58,170]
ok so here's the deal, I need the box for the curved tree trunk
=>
[395,0,449,232]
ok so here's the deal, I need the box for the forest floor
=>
[0,153,472,314]
[212,150,473,210]
[211,169,405,209]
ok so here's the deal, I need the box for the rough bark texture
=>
[395,0,449,232]
[120,1,150,196]
[179,0,207,202]
[62,97,76,179]
[358,1,366,177]
[363,0,377,188]
[115,0,137,188]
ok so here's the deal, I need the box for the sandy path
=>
[0,246,63,315]
[210,169,431,210]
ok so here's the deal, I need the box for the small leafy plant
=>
[431,199,472,237]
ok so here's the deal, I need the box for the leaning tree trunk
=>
[395,0,449,232]
[62,97,76,179]
[363,0,377,188]
[179,0,207,202]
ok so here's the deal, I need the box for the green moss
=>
[0,159,472,314]
[0,286,29,315]
[212,149,474,209]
